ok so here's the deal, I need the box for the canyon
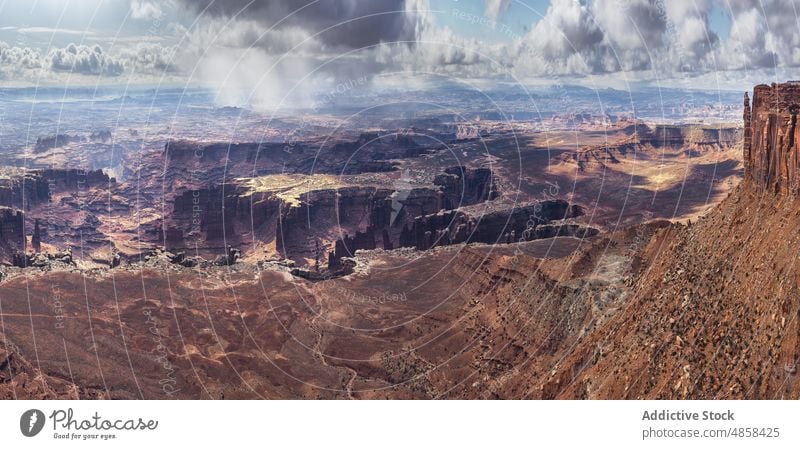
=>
[3,83,798,399]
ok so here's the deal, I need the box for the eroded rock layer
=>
[744,82,800,194]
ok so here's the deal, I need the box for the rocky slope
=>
[0,341,104,399]
[528,83,800,399]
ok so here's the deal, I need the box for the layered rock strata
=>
[743,82,800,194]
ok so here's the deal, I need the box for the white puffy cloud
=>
[593,0,665,51]
[717,0,797,70]
[168,0,800,97]
[0,42,43,69]
[508,0,664,75]
[5,0,800,87]
[661,0,718,70]
[0,41,181,81]
[130,1,163,20]
[48,43,124,76]
[0,42,43,80]
[124,44,180,74]
[533,0,604,62]
[501,0,794,77]
[484,0,512,21]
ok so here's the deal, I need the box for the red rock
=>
[744,82,800,194]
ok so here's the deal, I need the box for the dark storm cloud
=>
[177,0,415,49]
[170,0,800,81]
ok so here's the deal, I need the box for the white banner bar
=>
[1,400,797,448]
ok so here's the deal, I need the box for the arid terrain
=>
[5,80,799,400]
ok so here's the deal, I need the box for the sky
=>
[0,0,798,103]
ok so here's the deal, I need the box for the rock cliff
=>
[396,200,593,251]
[743,82,800,194]
[0,207,25,261]
[561,123,740,171]
[0,168,112,209]
[166,165,503,265]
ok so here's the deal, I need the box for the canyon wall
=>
[0,173,48,208]
[0,168,112,209]
[167,166,501,265]
[562,123,741,171]
[0,207,25,261]
[163,133,436,191]
[743,82,800,194]
[642,125,740,148]
[396,200,592,251]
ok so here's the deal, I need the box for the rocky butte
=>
[744,81,800,194]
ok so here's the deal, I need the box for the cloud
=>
[509,0,713,75]
[124,44,180,74]
[12,27,97,36]
[0,41,178,81]
[528,0,605,73]
[0,42,43,81]
[484,0,511,21]
[176,0,416,50]
[504,0,794,77]
[661,0,718,70]
[168,0,438,110]
[48,43,125,76]
[717,0,797,70]
[169,0,800,102]
[0,42,43,70]
[592,0,665,51]
[180,16,320,55]
[130,0,163,20]
[5,0,800,89]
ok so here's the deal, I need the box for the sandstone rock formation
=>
[743,82,800,194]
[0,168,112,209]
[166,165,505,267]
[561,124,741,171]
[0,207,25,261]
[31,219,41,252]
[396,200,593,251]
